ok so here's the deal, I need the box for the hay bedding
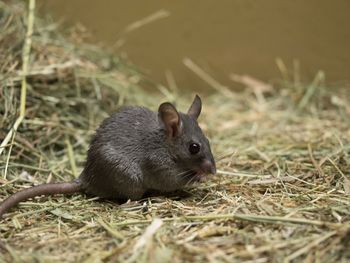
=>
[0,1,350,262]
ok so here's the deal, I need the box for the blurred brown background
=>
[40,0,350,90]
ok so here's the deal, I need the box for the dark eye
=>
[189,143,200,155]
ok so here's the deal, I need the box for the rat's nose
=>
[200,159,216,175]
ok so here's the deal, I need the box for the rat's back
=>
[79,106,159,200]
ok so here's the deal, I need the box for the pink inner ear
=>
[158,102,182,138]
[169,121,178,137]
[165,113,181,138]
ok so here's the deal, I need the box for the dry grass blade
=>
[123,9,170,33]
[183,57,235,97]
[0,0,35,156]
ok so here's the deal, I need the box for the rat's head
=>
[158,95,216,183]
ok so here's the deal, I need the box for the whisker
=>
[185,175,198,187]
[182,171,196,179]
[175,169,194,177]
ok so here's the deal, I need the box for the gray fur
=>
[79,96,216,200]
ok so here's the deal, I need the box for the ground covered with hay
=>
[1,2,350,263]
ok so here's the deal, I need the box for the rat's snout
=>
[200,159,216,175]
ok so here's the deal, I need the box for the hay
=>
[1,1,350,262]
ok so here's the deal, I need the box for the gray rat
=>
[0,95,216,218]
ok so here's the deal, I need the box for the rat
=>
[0,95,216,218]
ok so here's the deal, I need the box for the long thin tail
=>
[0,181,82,218]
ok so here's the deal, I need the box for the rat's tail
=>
[0,181,82,218]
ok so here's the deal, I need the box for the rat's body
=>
[0,95,216,218]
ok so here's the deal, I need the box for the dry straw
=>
[1,1,350,262]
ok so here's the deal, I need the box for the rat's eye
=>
[189,143,200,155]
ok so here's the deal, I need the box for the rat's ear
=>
[187,95,202,119]
[158,102,182,138]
